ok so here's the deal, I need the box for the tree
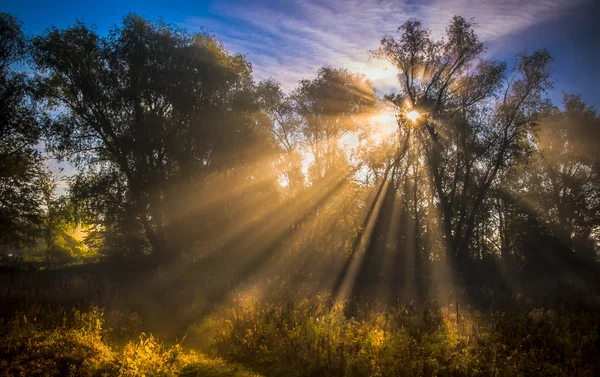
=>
[373,17,553,262]
[39,171,85,264]
[293,67,377,183]
[32,14,276,259]
[0,13,44,250]
[256,79,305,195]
[511,94,600,261]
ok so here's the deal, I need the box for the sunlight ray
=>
[332,177,391,306]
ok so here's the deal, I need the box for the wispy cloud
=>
[185,0,582,93]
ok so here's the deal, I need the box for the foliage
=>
[293,67,377,183]
[208,297,600,376]
[0,13,44,250]
[372,16,554,261]
[0,11,591,269]
[509,94,600,261]
[0,306,261,376]
[38,172,90,264]
[31,14,278,259]
[255,79,305,195]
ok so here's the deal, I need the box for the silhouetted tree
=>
[32,14,276,259]
[373,17,553,263]
[503,94,600,263]
[0,13,44,250]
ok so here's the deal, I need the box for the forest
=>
[0,10,599,376]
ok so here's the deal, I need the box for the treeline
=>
[1,13,599,301]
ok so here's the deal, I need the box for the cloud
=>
[185,0,581,93]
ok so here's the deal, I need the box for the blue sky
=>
[3,0,599,107]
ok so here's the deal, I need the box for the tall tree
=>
[0,13,44,250]
[32,14,274,259]
[373,17,553,262]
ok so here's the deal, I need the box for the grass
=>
[0,306,261,377]
[201,296,600,376]
[1,294,599,376]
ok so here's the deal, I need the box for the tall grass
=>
[202,296,600,376]
[0,306,259,376]
[1,261,600,376]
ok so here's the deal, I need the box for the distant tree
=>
[510,94,600,261]
[256,79,305,195]
[293,67,377,183]
[0,13,44,250]
[32,14,276,259]
[38,171,86,264]
[69,165,148,259]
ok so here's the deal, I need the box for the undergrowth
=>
[202,295,600,376]
[1,297,599,376]
[0,306,260,377]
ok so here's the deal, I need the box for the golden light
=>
[406,110,420,122]
[376,111,396,127]
[69,225,88,242]
[354,60,398,82]
[372,110,398,142]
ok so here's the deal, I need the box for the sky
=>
[2,0,599,107]
[2,0,600,184]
